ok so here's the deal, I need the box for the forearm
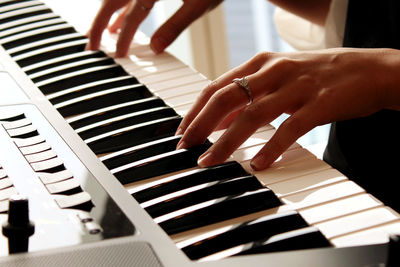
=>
[268,0,332,26]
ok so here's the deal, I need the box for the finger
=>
[150,1,213,53]
[116,0,155,57]
[250,105,319,171]
[108,4,131,33]
[176,56,264,136]
[197,90,292,167]
[87,2,126,51]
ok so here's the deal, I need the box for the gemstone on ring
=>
[232,77,254,105]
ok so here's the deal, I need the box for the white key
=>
[315,207,400,239]
[147,72,207,92]
[157,80,209,99]
[300,193,383,224]
[331,221,400,247]
[268,168,348,198]
[140,67,196,85]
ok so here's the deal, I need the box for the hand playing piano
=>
[86,0,223,57]
[176,48,400,171]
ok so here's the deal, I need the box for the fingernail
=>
[175,127,183,136]
[197,151,214,167]
[150,36,167,54]
[176,140,187,150]
[250,155,264,171]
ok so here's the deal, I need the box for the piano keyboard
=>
[0,0,398,266]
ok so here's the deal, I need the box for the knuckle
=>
[252,51,274,66]
[272,57,299,73]
[211,87,232,107]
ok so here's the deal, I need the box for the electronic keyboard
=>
[0,0,398,266]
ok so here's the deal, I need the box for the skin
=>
[176,48,400,170]
[86,0,329,56]
[87,0,400,171]
[86,0,223,56]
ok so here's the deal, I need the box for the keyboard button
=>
[112,142,211,184]
[101,135,181,170]
[0,177,13,190]
[2,24,76,49]
[131,161,249,203]
[47,76,139,104]
[25,149,57,163]
[144,175,263,218]
[9,33,86,57]
[235,227,330,256]
[57,86,154,118]
[156,188,281,235]
[45,178,81,195]
[38,169,73,184]
[86,116,182,155]
[30,157,64,173]
[54,191,93,212]
[15,39,87,67]
[37,65,128,95]
[0,5,51,25]
[76,107,177,140]
[67,97,166,129]
[180,210,308,260]
[0,186,18,201]
[7,124,38,138]
[24,50,106,74]
[31,57,115,83]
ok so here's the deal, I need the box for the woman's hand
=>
[176,48,399,170]
[86,0,223,57]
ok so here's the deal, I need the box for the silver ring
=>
[136,0,151,11]
[232,77,253,105]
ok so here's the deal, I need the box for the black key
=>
[0,5,51,25]
[132,161,249,203]
[86,116,182,155]
[2,25,76,49]
[181,211,308,260]
[145,175,263,218]
[0,0,36,10]
[0,16,63,39]
[10,34,86,57]
[112,142,211,184]
[0,18,65,40]
[37,64,127,95]
[101,135,181,170]
[24,50,106,75]
[0,14,60,33]
[236,227,331,256]
[15,39,87,67]
[31,57,115,83]
[67,97,166,129]
[48,75,139,104]
[76,107,177,140]
[158,188,282,235]
[55,85,153,117]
